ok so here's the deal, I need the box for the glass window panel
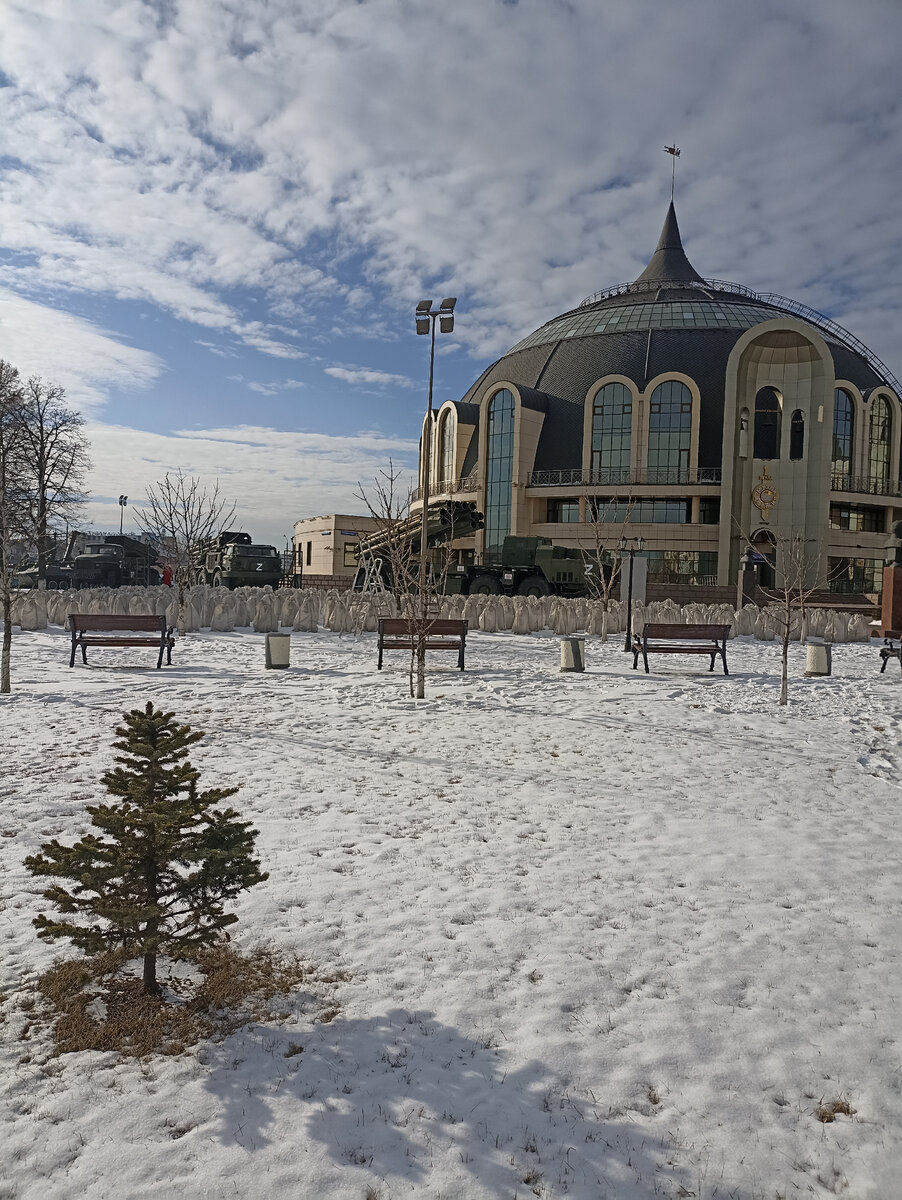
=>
[832,389,853,477]
[753,388,781,460]
[484,389,515,562]
[868,396,891,484]
[647,380,691,482]
[789,410,805,461]
[591,382,632,482]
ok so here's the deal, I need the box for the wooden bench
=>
[377,618,467,671]
[632,622,730,675]
[69,614,175,669]
[879,631,901,674]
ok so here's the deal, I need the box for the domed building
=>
[418,204,901,597]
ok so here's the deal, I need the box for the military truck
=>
[193,531,281,590]
[71,541,129,589]
[353,503,596,597]
[464,536,595,597]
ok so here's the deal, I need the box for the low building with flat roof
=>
[292,513,384,583]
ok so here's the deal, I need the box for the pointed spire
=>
[633,202,705,287]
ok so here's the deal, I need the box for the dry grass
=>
[22,944,320,1058]
[815,1098,857,1123]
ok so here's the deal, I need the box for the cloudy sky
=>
[1,0,901,545]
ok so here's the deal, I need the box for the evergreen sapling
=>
[26,702,268,996]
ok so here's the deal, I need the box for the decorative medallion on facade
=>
[751,466,779,521]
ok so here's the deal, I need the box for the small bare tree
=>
[741,527,833,706]
[355,461,460,699]
[17,377,91,585]
[134,471,236,625]
[578,496,635,641]
[0,361,27,693]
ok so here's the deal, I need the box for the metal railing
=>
[412,473,479,503]
[645,572,719,587]
[572,277,901,396]
[527,467,722,488]
[831,473,902,499]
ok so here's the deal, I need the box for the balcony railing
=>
[527,467,722,488]
[412,473,479,503]
[831,473,902,499]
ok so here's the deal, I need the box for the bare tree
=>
[133,471,236,624]
[0,361,27,694]
[741,527,833,706]
[17,377,91,585]
[578,496,635,641]
[355,461,461,699]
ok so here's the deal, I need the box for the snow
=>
[1,625,900,1199]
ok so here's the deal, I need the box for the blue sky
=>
[1,0,901,546]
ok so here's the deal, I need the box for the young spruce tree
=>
[25,702,268,996]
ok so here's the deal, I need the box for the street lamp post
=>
[118,495,128,536]
[415,298,456,601]
[620,535,645,652]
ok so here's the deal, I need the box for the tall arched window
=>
[789,410,805,461]
[590,382,632,483]
[647,380,691,482]
[832,389,854,480]
[437,410,454,489]
[868,395,892,485]
[484,389,515,563]
[753,388,781,460]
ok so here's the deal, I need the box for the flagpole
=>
[664,144,680,201]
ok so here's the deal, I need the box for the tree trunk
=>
[779,632,789,706]
[142,950,160,996]
[415,638,425,700]
[1,593,11,694]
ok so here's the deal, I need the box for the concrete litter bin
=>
[265,632,291,669]
[804,637,832,677]
[559,635,586,673]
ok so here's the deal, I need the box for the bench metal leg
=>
[377,642,384,670]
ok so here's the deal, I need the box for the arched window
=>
[590,382,631,483]
[832,389,854,480]
[647,380,691,482]
[789,410,805,461]
[484,389,515,563]
[753,388,781,460]
[437,410,454,489]
[868,395,892,484]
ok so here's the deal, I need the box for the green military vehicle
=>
[353,503,596,597]
[464,536,595,597]
[193,531,281,590]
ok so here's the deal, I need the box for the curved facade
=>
[417,204,901,594]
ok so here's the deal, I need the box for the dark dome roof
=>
[494,204,897,394]
[455,204,897,478]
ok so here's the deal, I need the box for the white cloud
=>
[0,0,900,385]
[324,366,416,389]
[82,419,417,545]
[0,286,163,413]
[247,378,306,395]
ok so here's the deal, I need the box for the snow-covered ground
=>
[1,626,899,1199]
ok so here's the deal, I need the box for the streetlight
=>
[619,534,645,652]
[415,297,456,599]
[118,495,128,536]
